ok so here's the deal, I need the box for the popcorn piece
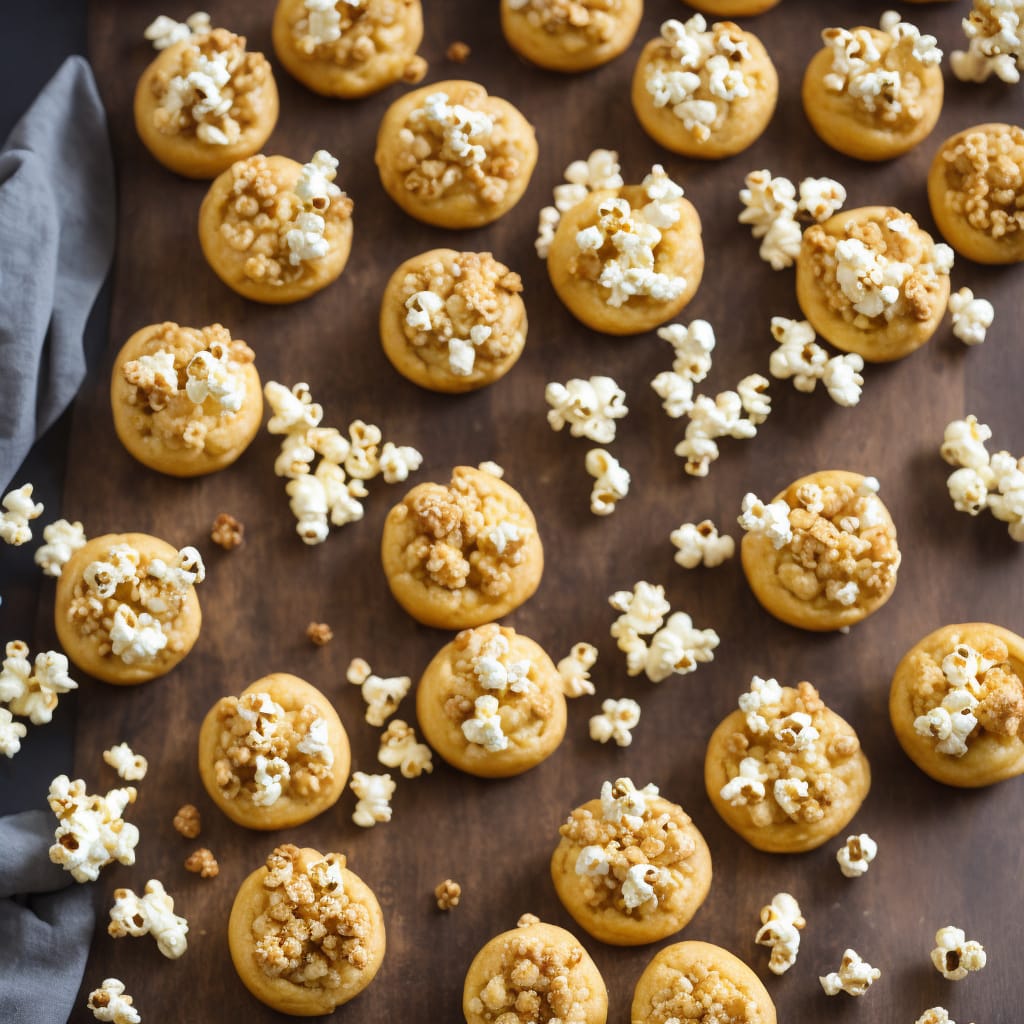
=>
[650,320,717,420]
[210,512,244,550]
[285,151,343,266]
[306,621,333,646]
[0,708,27,757]
[916,1010,972,1024]
[47,776,138,882]
[0,642,78,725]
[600,778,659,825]
[769,316,864,407]
[347,657,411,726]
[836,833,877,877]
[756,892,805,975]
[0,484,44,546]
[609,581,671,676]
[477,460,504,478]
[446,40,470,63]
[251,754,290,807]
[434,878,461,910]
[589,697,641,747]
[820,948,881,996]
[378,719,433,779]
[461,695,508,752]
[948,287,995,346]
[184,341,247,412]
[931,925,987,980]
[738,492,793,549]
[738,675,784,735]
[108,880,189,959]
[621,864,661,910]
[822,353,865,408]
[556,642,598,698]
[184,847,219,878]
[644,612,719,683]
[545,376,628,444]
[951,0,1024,84]
[471,632,531,695]
[34,519,87,576]
[87,978,141,1024]
[144,11,210,50]
[109,605,168,664]
[585,449,630,517]
[575,844,611,878]
[719,756,768,805]
[173,804,201,838]
[671,519,735,569]
[379,442,424,484]
[350,771,395,827]
[103,743,149,782]
[799,177,848,222]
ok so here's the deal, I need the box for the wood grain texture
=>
[69,2,1022,1021]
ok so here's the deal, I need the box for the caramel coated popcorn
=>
[173,803,201,838]
[210,512,245,549]
[306,621,334,646]
[185,847,220,878]
[435,878,462,910]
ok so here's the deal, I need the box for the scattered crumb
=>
[184,847,219,878]
[210,513,244,550]
[446,40,470,63]
[306,621,334,646]
[434,878,462,910]
[517,912,540,928]
[173,804,201,838]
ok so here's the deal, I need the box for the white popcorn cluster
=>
[601,777,659,826]
[951,0,1024,83]
[182,338,247,413]
[461,695,508,752]
[47,775,139,883]
[405,290,495,377]
[471,631,532,696]
[34,519,87,576]
[609,581,719,683]
[0,708,27,758]
[948,287,995,346]
[836,833,877,877]
[0,641,78,734]
[87,978,141,1024]
[155,40,238,146]
[670,519,735,569]
[378,720,433,779]
[545,376,628,444]
[0,483,44,546]
[650,319,715,419]
[347,657,411,727]
[285,150,344,266]
[820,948,881,997]
[265,380,422,545]
[585,449,630,516]
[931,925,987,980]
[103,743,149,782]
[755,892,805,975]
[941,415,1024,541]
[769,317,865,407]
[738,493,793,549]
[589,698,641,747]
[644,16,753,142]
[409,91,494,171]
[109,605,168,664]
[296,0,345,50]
[535,149,624,258]
[739,169,848,270]
[108,880,188,959]
[144,11,211,50]
[915,1010,968,1024]
[351,771,396,828]
[557,642,598,698]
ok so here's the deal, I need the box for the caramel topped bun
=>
[229,845,385,1016]
[739,470,900,632]
[802,13,943,162]
[375,80,538,229]
[928,123,1024,265]
[796,206,953,362]
[688,0,780,14]
[548,166,704,336]
[111,322,262,477]
[631,941,777,1024]
[550,778,712,946]
[199,150,354,304]
[705,677,870,853]
[380,249,527,393]
[416,624,567,778]
[890,623,1024,788]
[135,18,278,178]
[198,674,350,829]
[631,17,778,160]
[54,533,203,685]
[463,916,608,1024]
[272,0,425,98]
[500,0,643,73]
[381,465,543,629]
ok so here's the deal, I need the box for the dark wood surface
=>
[69,2,1022,1021]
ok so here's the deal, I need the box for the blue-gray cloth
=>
[0,55,115,490]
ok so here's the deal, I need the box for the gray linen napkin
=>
[0,809,94,1024]
[0,54,115,490]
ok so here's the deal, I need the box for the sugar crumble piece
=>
[34,519,87,576]
[306,621,334,646]
[517,912,541,928]
[545,376,628,444]
[108,880,189,959]
[0,483,44,546]
[86,978,141,1024]
[820,948,881,996]
[184,847,219,878]
[671,519,735,569]
[103,742,149,782]
[589,698,641,747]
[557,642,598,698]
[755,892,805,975]
[351,771,395,827]
[931,925,987,980]
[210,512,244,549]
[347,657,411,726]
[445,40,470,63]
[173,804,201,838]
[948,287,994,346]
[836,833,877,877]
[585,449,630,516]
[378,719,433,778]
[434,878,461,910]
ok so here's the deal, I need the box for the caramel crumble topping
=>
[306,621,334,646]
[940,126,1024,241]
[434,878,462,910]
[509,0,625,44]
[173,803,201,838]
[185,847,219,878]
[645,962,764,1024]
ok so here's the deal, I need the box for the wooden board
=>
[70,2,1023,1021]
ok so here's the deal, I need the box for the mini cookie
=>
[551,778,712,946]
[802,14,943,162]
[463,917,607,1024]
[134,25,278,179]
[500,0,643,73]
[198,674,350,829]
[928,123,1024,265]
[631,17,778,160]
[739,470,900,632]
[54,533,203,685]
[890,623,1024,788]
[705,677,870,853]
[375,80,538,229]
[380,249,527,393]
[631,941,776,1024]
[416,623,567,778]
[229,845,385,1016]
[548,165,704,336]
[688,0,780,14]
[796,206,953,362]
[199,149,354,304]
[381,465,543,629]
[111,321,262,477]
[272,0,425,98]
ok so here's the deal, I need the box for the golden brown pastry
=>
[550,778,712,946]
[198,674,350,829]
[416,624,567,778]
[705,678,870,853]
[890,623,1024,788]
[229,845,385,1015]
[272,0,426,98]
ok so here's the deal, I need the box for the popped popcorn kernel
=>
[545,376,627,444]
[185,847,219,878]
[462,694,509,752]
[0,708,27,758]
[557,642,598,698]
[173,804,201,838]
[951,0,1024,83]
[931,925,987,980]
[34,519,87,576]
[0,641,78,725]
[145,11,210,51]
[435,878,461,910]
[87,977,141,1024]
[347,657,411,726]
[351,771,395,827]
[916,1008,970,1024]
[109,880,188,959]
[585,448,630,516]
[378,719,433,778]
[948,287,995,346]
[306,621,334,646]
[210,512,244,549]
[589,698,641,746]
[820,948,881,996]
[738,493,792,549]
[755,892,805,974]
[103,742,149,782]
[769,317,864,407]
[671,519,735,569]
[0,483,43,546]
[836,832,877,877]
